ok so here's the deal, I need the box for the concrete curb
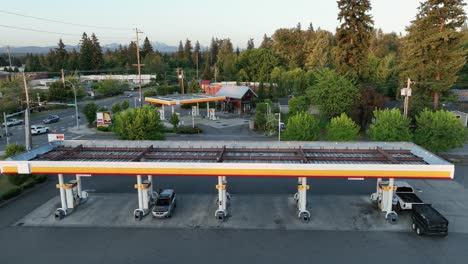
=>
[0,180,48,209]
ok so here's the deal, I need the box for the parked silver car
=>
[152,189,176,218]
[2,118,23,127]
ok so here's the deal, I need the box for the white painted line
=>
[348,178,365,181]
[72,135,84,140]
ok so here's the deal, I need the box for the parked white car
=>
[31,125,50,135]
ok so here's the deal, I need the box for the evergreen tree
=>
[218,38,234,56]
[183,39,193,65]
[201,61,212,80]
[91,33,103,70]
[193,41,201,66]
[400,0,466,109]
[260,34,273,49]
[67,49,79,70]
[141,37,154,58]
[235,47,240,56]
[55,39,68,70]
[257,81,265,100]
[176,40,184,60]
[79,32,94,70]
[334,0,374,80]
[271,26,306,69]
[209,37,219,66]
[247,38,255,49]
[304,29,333,70]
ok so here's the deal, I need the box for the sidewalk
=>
[441,144,468,156]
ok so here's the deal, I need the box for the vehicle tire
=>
[386,211,398,225]
[174,202,177,208]
[54,210,65,220]
[412,222,416,230]
[167,213,172,218]
[46,129,49,133]
[300,212,310,223]
[416,227,423,236]
[134,210,143,221]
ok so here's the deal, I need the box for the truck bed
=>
[396,192,423,203]
[412,204,448,229]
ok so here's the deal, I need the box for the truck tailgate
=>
[396,192,423,203]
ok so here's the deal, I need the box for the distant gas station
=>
[0,140,454,223]
[145,94,226,120]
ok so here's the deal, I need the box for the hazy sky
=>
[0,0,462,48]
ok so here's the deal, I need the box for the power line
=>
[0,24,130,40]
[0,9,132,31]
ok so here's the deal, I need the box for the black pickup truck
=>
[411,204,449,236]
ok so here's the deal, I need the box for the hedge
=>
[1,187,22,200]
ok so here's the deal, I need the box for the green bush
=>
[32,174,48,184]
[83,102,99,125]
[367,109,412,142]
[1,187,22,200]
[7,174,29,186]
[22,181,36,190]
[169,113,180,129]
[176,126,203,134]
[121,100,130,110]
[113,105,165,140]
[327,113,360,141]
[97,126,112,132]
[282,112,320,141]
[5,143,26,158]
[414,109,467,152]
[111,103,122,113]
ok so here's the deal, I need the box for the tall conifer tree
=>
[334,0,374,80]
[401,0,466,109]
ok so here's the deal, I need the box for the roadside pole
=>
[3,112,9,145]
[22,73,32,151]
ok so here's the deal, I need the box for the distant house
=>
[28,78,60,90]
[451,110,468,127]
[215,85,258,114]
[451,89,468,103]
[278,98,289,113]
[80,74,156,85]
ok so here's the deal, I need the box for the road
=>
[0,93,136,151]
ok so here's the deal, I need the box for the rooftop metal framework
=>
[0,140,454,179]
[145,94,225,105]
[32,145,426,165]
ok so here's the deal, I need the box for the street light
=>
[64,80,80,129]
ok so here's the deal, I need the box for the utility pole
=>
[214,67,218,83]
[401,78,412,118]
[61,68,65,84]
[135,28,143,108]
[177,68,185,95]
[6,46,12,70]
[195,51,199,80]
[22,73,32,151]
[61,69,79,129]
[3,112,9,146]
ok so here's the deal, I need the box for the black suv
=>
[152,189,176,218]
[411,204,448,236]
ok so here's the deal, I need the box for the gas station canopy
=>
[0,140,454,179]
[145,94,225,105]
